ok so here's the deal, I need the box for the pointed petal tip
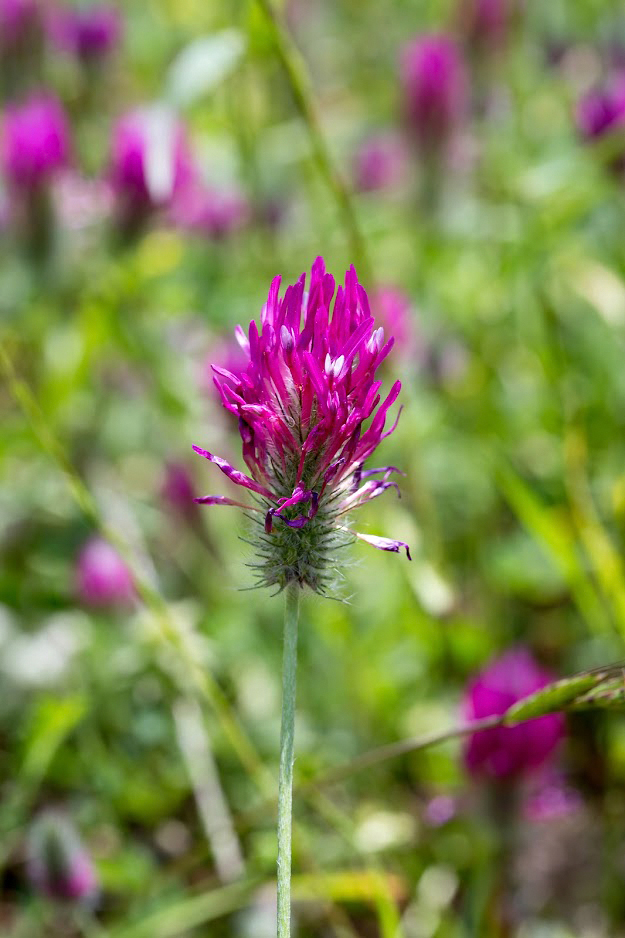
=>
[354,531,412,560]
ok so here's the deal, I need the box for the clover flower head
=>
[161,462,198,519]
[353,132,406,192]
[27,811,98,903]
[193,257,410,593]
[370,285,421,363]
[576,80,625,141]
[76,537,135,607]
[109,108,195,214]
[462,647,565,782]
[49,4,122,61]
[2,93,70,189]
[401,35,467,154]
[523,771,582,822]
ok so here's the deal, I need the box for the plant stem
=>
[277,582,301,937]
[254,0,372,284]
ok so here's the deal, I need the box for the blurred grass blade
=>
[108,879,259,938]
[564,429,625,642]
[497,463,611,635]
[20,694,87,784]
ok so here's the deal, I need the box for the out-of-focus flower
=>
[576,80,625,141]
[27,811,97,902]
[353,132,407,192]
[199,334,249,396]
[1,93,70,190]
[75,537,135,607]
[0,0,37,44]
[424,794,457,826]
[401,35,467,156]
[457,0,522,55]
[48,4,121,62]
[109,108,195,235]
[370,286,422,364]
[462,647,565,781]
[193,257,410,593]
[524,772,583,822]
[576,79,625,173]
[170,182,248,239]
[161,462,197,518]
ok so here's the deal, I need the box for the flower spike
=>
[194,257,410,592]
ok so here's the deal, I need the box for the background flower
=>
[462,648,566,781]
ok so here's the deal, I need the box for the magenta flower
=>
[27,811,98,903]
[353,132,407,192]
[370,286,422,363]
[401,35,467,155]
[48,4,122,61]
[0,0,37,44]
[2,93,70,190]
[162,462,198,518]
[523,771,582,822]
[462,647,565,782]
[577,80,625,140]
[109,109,195,225]
[75,537,135,607]
[199,334,249,397]
[170,181,249,239]
[576,79,625,173]
[193,257,410,592]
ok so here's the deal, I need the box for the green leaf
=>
[503,670,615,725]
[20,694,87,784]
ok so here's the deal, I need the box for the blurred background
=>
[3,0,625,935]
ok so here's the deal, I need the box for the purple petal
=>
[194,495,260,510]
[354,531,412,560]
[192,446,275,499]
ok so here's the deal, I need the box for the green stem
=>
[277,582,300,937]
[254,0,372,284]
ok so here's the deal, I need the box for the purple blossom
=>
[401,35,467,154]
[370,286,422,363]
[2,93,70,189]
[162,462,198,518]
[576,81,625,141]
[462,647,565,781]
[576,79,625,173]
[75,537,135,607]
[48,4,122,61]
[523,771,582,822]
[193,257,410,592]
[424,794,457,827]
[27,811,98,903]
[199,334,249,397]
[353,133,407,192]
[170,182,249,239]
[0,0,37,44]
[109,109,195,218]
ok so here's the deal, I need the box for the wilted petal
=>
[354,531,412,560]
